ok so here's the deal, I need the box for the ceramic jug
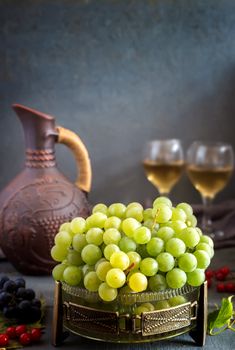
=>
[0,104,92,275]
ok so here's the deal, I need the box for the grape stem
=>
[152,208,160,229]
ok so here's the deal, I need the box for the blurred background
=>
[1,0,235,206]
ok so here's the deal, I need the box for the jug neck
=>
[13,104,58,169]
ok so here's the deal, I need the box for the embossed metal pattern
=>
[142,302,192,336]
[63,302,119,335]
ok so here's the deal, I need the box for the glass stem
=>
[201,196,213,234]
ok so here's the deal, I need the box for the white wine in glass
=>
[143,139,184,196]
[186,141,234,238]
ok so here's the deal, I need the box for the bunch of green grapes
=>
[51,197,214,302]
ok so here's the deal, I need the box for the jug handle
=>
[56,126,92,193]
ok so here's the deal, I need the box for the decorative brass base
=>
[52,281,207,346]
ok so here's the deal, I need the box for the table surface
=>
[0,247,234,349]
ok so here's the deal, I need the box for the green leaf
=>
[208,296,234,335]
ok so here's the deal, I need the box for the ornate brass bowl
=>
[52,281,207,346]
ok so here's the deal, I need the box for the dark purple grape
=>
[0,276,9,289]
[30,306,41,322]
[18,300,31,312]
[15,277,26,289]
[3,280,17,293]
[16,287,27,299]
[31,298,41,308]
[0,291,12,305]
[24,288,35,300]
[3,306,17,318]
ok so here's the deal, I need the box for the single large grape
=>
[176,202,193,217]
[156,252,175,272]
[96,261,112,281]
[127,251,141,269]
[52,263,67,281]
[129,272,148,292]
[187,269,205,287]
[104,216,122,230]
[98,282,117,302]
[70,217,86,234]
[139,258,158,276]
[51,245,67,262]
[133,227,151,244]
[193,250,210,269]
[67,250,83,266]
[152,204,172,223]
[106,268,126,288]
[108,203,126,218]
[148,274,167,291]
[84,271,101,292]
[122,218,141,237]
[178,253,197,272]
[153,197,172,208]
[125,206,143,222]
[72,234,87,253]
[165,238,186,258]
[86,213,107,229]
[103,228,121,245]
[63,266,82,286]
[178,227,200,248]
[119,237,137,253]
[166,268,187,289]
[146,237,164,256]
[54,231,72,248]
[110,251,130,270]
[81,244,102,265]
[92,203,108,215]
[171,208,187,222]
[86,228,103,246]
[156,227,174,242]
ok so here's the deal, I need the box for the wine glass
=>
[186,141,234,238]
[142,139,184,197]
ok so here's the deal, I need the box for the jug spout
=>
[12,104,58,150]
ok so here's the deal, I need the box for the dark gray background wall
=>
[1,0,235,206]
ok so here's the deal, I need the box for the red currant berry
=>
[219,266,230,277]
[6,326,16,339]
[225,282,235,293]
[215,272,225,281]
[0,334,9,346]
[31,328,42,342]
[205,269,214,279]
[217,283,225,292]
[15,325,27,337]
[19,332,31,346]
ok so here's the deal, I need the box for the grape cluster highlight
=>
[51,197,214,302]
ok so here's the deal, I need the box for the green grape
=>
[148,274,167,291]
[171,220,187,234]
[110,251,130,270]
[171,208,187,222]
[153,196,172,208]
[127,251,141,269]
[92,203,108,215]
[108,203,126,218]
[82,264,94,276]
[140,302,155,311]
[187,269,205,287]
[186,214,197,227]
[98,282,118,301]
[133,226,151,244]
[143,219,159,232]
[125,206,143,222]
[67,249,83,266]
[103,244,120,260]
[139,257,158,276]
[54,231,72,248]
[129,272,148,292]
[169,295,187,306]
[152,204,172,223]
[70,217,86,234]
[200,235,214,248]
[134,305,150,315]
[154,300,170,310]
[146,237,164,257]
[72,233,87,253]
[51,245,68,262]
[156,227,175,242]
[177,202,193,217]
[81,244,102,265]
[196,243,213,258]
[143,208,153,221]
[119,237,137,253]
[86,228,103,246]
[86,212,107,229]
[63,266,82,286]
[165,238,186,258]
[156,252,175,272]
[193,250,210,269]
[96,261,112,281]
[195,227,203,236]
[126,202,143,210]
[52,263,67,281]
[106,268,126,288]
[59,222,71,232]
[166,268,187,289]
[178,253,197,272]
[178,227,200,248]
[103,228,121,245]
[122,218,141,237]
[104,216,122,230]
[84,271,101,292]
[95,258,107,270]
